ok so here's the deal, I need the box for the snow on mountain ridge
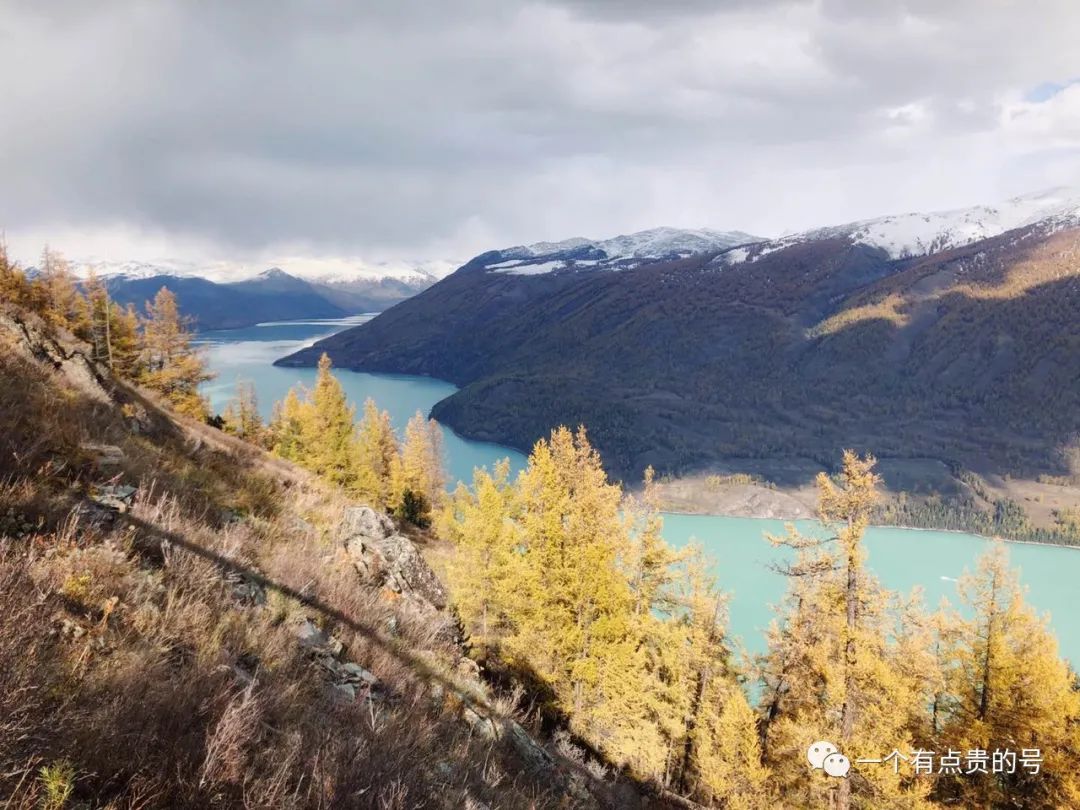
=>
[62,258,442,286]
[719,187,1080,266]
[488,227,761,274]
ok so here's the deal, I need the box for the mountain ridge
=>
[90,267,434,330]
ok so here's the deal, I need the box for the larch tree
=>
[37,247,81,331]
[758,451,936,809]
[391,410,445,526]
[0,241,35,307]
[306,354,356,486]
[352,398,398,508]
[139,287,213,419]
[270,387,310,463]
[935,543,1080,808]
[694,689,773,809]
[442,458,520,643]
[222,381,265,444]
[503,427,642,765]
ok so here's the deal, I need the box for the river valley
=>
[199,318,1079,665]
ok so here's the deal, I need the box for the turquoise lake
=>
[199,318,1079,666]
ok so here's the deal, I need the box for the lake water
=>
[199,318,1079,666]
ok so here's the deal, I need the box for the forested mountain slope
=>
[278,215,1080,495]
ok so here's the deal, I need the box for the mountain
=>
[474,226,760,275]
[90,266,434,330]
[276,200,1080,510]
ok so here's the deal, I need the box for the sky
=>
[2,0,1080,276]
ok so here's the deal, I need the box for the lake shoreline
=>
[656,504,1080,551]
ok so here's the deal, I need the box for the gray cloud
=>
[2,0,1080,265]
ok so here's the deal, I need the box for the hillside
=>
[0,304,654,809]
[277,205,1080,535]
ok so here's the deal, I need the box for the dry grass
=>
[0,313,600,809]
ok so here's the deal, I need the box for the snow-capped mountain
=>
[63,257,447,286]
[720,187,1080,266]
[481,227,761,275]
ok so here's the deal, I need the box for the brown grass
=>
[0,313,601,809]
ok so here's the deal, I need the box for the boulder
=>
[90,484,138,513]
[339,506,447,609]
[81,443,125,468]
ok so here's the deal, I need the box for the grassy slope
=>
[0,306,641,809]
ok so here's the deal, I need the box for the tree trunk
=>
[838,525,858,810]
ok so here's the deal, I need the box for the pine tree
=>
[935,543,1080,808]
[352,398,398,507]
[139,287,213,419]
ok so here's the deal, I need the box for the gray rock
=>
[339,506,396,541]
[340,662,379,685]
[81,443,124,468]
[331,682,357,702]
[339,507,447,609]
[90,484,138,513]
[296,619,328,649]
[462,705,498,741]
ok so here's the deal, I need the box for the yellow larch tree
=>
[352,398,398,508]
[269,387,310,463]
[222,380,265,445]
[391,410,445,526]
[37,247,82,331]
[306,353,356,486]
[503,427,640,746]
[758,451,937,810]
[442,458,520,643]
[935,542,1080,808]
[139,286,213,419]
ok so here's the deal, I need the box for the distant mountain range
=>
[34,262,438,330]
[277,190,1080,488]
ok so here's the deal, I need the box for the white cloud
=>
[1,0,1079,269]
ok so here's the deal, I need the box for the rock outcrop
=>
[0,311,111,404]
[338,506,448,609]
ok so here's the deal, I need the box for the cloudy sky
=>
[2,0,1079,274]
